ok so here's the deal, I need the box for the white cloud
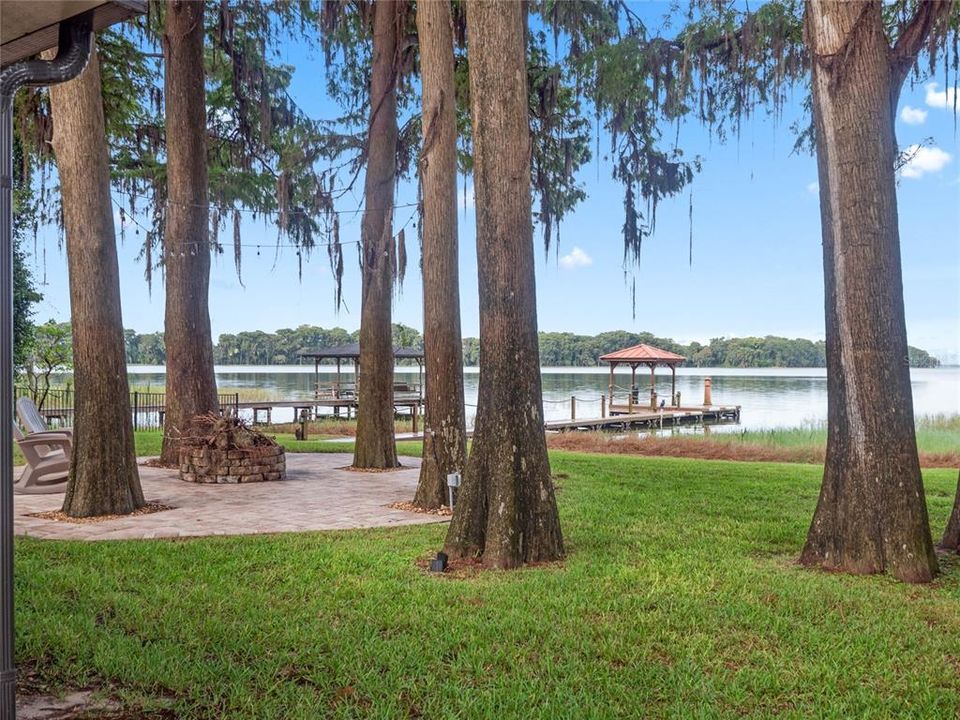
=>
[558,246,593,269]
[899,105,928,125]
[924,82,957,109]
[899,144,952,179]
[806,181,819,195]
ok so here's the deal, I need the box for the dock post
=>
[607,363,615,417]
[412,403,418,434]
[703,377,712,406]
[570,396,576,420]
[600,395,606,418]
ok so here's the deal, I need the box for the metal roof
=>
[1,1,145,68]
[599,343,686,365]
[299,344,424,361]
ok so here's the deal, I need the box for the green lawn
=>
[11,430,421,465]
[15,452,960,718]
[727,414,960,455]
[131,429,425,459]
[16,414,955,466]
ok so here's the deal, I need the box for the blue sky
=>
[24,4,960,363]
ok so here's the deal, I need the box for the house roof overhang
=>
[1,1,145,68]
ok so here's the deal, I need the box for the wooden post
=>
[412,403,418,434]
[608,362,615,411]
[671,365,677,406]
[570,396,576,420]
[601,394,606,418]
[649,363,656,409]
[704,377,712,406]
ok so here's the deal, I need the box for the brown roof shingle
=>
[599,343,686,364]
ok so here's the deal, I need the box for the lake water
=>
[124,365,960,431]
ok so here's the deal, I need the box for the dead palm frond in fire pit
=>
[178,415,285,483]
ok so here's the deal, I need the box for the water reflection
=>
[118,365,960,430]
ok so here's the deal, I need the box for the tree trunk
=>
[159,0,220,466]
[413,0,467,508]
[353,0,399,470]
[47,44,145,517]
[940,470,960,552]
[443,0,564,568]
[799,0,937,582]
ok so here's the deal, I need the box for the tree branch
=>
[891,0,955,89]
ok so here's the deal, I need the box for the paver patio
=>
[14,453,447,541]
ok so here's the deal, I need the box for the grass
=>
[733,414,960,454]
[548,414,960,468]
[11,429,422,466]
[13,451,960,718]
[267,417,416,438]
[129,430,424,460]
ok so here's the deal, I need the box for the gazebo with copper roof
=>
[599,343,686,414]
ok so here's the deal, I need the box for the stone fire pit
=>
[179,415,286,484]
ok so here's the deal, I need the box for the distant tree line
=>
[470,331,939,368]
[122,324,424,366]
[115,325,940,369]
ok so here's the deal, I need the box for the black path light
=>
[0,2,144,715]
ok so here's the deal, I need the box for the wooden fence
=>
[15,387,240,431]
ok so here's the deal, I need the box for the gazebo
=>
[599,343,686,414]
[297,344,424,401]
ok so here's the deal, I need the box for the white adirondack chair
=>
[16,397,72,439]
[13,426,71,494]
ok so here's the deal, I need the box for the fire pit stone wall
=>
[180,444,286,483]
[177,415,286,484]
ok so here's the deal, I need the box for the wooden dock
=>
[120,393,424,431]
[237,395,423,430]
[544,405,741,432]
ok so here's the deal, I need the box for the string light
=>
[112,198,421,253]
[113,189,419,218]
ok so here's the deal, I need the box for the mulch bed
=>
[340,465,407,473]
[26,502,172,525]
[388,501,452,516]
[140,458,173,469]
[415,553,565,579]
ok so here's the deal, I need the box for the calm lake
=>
[124,365,960,431]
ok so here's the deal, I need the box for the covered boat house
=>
[599,343,686,414]
[296,344,424,425]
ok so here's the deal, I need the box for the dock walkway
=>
[544,405,740,432]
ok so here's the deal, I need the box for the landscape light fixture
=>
[429,551,448,573]
[446,472,460,511]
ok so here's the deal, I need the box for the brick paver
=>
[14,453,447,541]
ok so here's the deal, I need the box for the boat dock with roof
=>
[544,343,741,432]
